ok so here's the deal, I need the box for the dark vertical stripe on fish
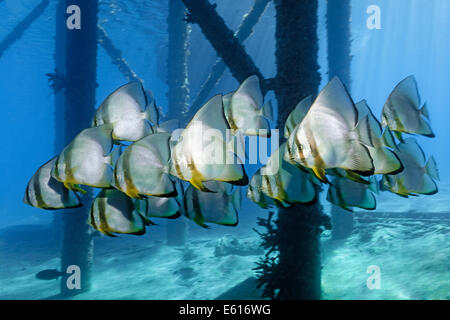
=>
[225,100,238,132]
[141,83,148,109]
[304,122,327,171]
[33,169,46,208]
[174,160,185,181]
[293,136,307,166]
[64,147,76,185]
[273,173,288,201]
[53,157,61,181]
[98,196,109,234]
[89,205,98,230]
[60,180,69,205]
[263,175,273,198]
[123,151,140,197]
[25,180,33,206]
[125,196,134,221]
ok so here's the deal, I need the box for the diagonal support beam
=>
[182,0,267,92]
[190,0,272,111]
[97,24,141,82]
[0,0,49,59]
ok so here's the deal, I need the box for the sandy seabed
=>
[1,185,449,300]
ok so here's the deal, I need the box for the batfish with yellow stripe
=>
[88,189,146,237]
[183,181,241,228]
[381,76,434,138]
[52,125,120,191]
[327,176,377,211]
[24,157,81,210]
[247,169,287,209]
[135,196,181,220]
[170,95,248,192]
[134,179,184,220]
[284,77,374,183]
[380,138,438,197]
[356,100,403,175]
[260,143,316,205]
[114,132,176,199]
[92,82,159,142]
[224,75,273,137]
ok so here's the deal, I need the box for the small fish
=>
[88,189,146,237]
[381,76,434,138]
[35,269,63,280]
[327,176,377,211]
[284,77,374,183]
[92,82,159,142]
[114,132,176,199]
[170,95,248,192]
[224,75,273,137]
[134,180,184,219]
[284,95,312,139]
[247,169,287,209]
[24,157,81,210]
[260,143,316,205]
[52,125,120,191]
[380,138,438,197]
[183,181,241,228]
[356,100,403,175]
[135,196,181,220]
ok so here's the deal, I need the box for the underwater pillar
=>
[167,0,190,120]
[51,0,67,247]
[165,0,190,246]
[326,0,354,240]
[59,0,98,297]
[326,0,352,88]
[330,205,354,240]
[274,0,323,300]
[277,205,323,299]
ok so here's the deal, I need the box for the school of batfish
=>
[24,75,439,236]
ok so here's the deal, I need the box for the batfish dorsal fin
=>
[313,77,358,128]
[284,95,312,139]
[389,75,421,110]
[190,94,229,137]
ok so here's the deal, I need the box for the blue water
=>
[0,0,448,300]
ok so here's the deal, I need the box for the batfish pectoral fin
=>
[190,178,214,193]
[394,131,404,142]
[65,182,87,194]
[100,229,117,238]
[312,167,328,184]
[345,170,371,185]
